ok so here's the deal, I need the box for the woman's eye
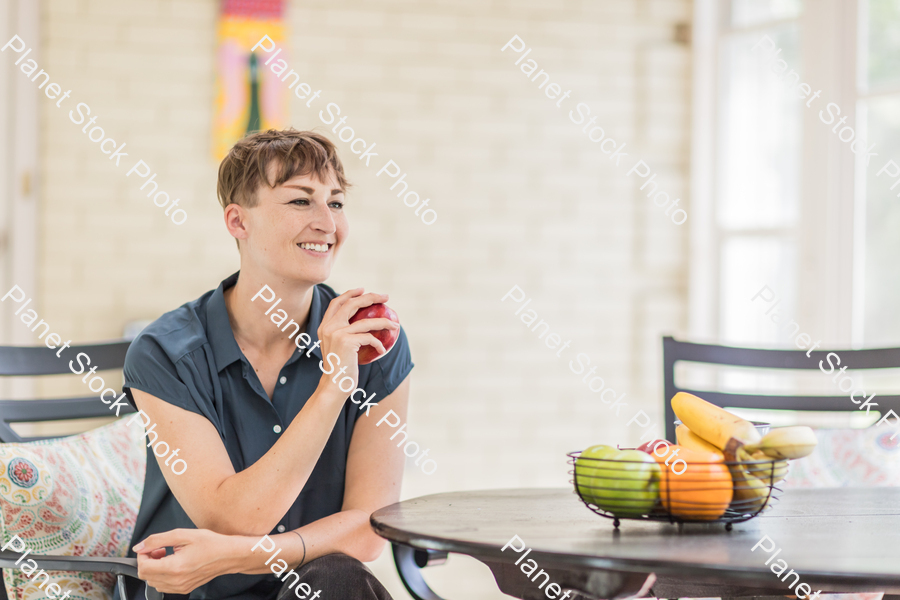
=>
[290,199,310,206]
[329,201,344,209]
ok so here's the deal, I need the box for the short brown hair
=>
[217,128,351,209]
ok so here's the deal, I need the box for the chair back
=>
[662,336,900,441]
[0,340,133,443]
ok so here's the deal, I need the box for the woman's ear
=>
[224,203,249,243]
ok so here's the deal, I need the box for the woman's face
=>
[237,163,348,286]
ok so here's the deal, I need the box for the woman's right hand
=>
[135,529,242,594]
[315,288,399,397]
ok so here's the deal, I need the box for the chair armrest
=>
[0,551,165,599]
[0,551,139,578]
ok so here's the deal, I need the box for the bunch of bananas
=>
[672,392,818,514]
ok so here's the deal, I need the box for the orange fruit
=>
[653,445,733,521]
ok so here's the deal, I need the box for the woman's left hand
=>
[134,528,240,594]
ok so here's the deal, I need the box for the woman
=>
[120,129,412,600]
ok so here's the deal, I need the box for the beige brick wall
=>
[36,0,691,598]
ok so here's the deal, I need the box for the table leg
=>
[478,559,655,600]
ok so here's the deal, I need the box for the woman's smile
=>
[298,242,333,255]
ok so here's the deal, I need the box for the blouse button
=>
[273,425,283,434]
[279,376,287,384]
[276,525,286,533]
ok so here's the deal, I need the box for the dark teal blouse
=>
[121,272,413,600]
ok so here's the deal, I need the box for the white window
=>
[859,0,900,346]
[691,0,898,349]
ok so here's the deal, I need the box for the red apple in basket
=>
[636,439,672,457]
[349,303,400,365]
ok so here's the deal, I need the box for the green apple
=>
[575,446,660,517]
[575,445,619,504]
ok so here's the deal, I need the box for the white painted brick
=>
[159,0,216,22]
[46,0,85,16]
[44,20,122,44]
[397,13,460,32]
[123,25,214,48]
[86,0,158,19]
[323,9,388,28]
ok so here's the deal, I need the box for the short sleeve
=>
[359,325,414,403]
[123,330,209,420]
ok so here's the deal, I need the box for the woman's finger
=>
[137,552,168,579]
[321,288,364,322]
[356,333,387,356]
[133,528,195,554]
[137,546,196,594]
[343,317,400,335]
[337,292,390,322]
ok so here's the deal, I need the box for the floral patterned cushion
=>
[783,426,900,488]
[0,418,146,600]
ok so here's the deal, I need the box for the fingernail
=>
[133,542,144,552]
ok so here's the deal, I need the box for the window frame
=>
[690,0,861,348]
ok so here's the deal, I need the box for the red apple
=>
[349,303,400,365]
[636,439,672,457]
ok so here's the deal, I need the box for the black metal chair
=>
[662,335,900,442]
[0,340,163,600]
[659,335,900,600]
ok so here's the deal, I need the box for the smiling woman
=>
[120,129,413,600]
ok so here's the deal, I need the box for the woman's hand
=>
[316,288,399,395]
[134,529,242,594]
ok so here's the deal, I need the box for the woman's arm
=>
[132,289,399,535]
[133,384,342,536]
[298,375,410,562]
[136,378,411,594]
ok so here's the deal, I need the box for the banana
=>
[675,424,724,458]
[745,449,789,485]
[725,445,774,514]
[743,426,818,460]
[671,392,761,451]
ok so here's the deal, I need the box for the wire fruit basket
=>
[567,450,788,530]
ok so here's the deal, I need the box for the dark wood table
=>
[371,487,900,600]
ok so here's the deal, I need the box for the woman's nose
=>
[310,201,336,233]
